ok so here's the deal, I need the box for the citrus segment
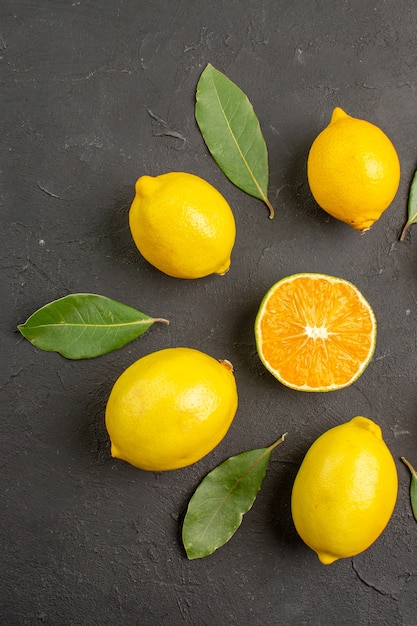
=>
[254,273,377,392]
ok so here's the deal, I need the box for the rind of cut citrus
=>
[254,273,377,392]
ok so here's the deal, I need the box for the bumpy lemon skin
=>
[291,417,398,565]
[105,348,238,471]
[129,172,236,279]
[307,108,400,232]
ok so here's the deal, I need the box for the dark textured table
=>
[2,2,417,624]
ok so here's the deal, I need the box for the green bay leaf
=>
[195,63,274,219]
[400,170,417,241]
[17,293,169,360]
[182,434,286,559]
[401,457,417,522]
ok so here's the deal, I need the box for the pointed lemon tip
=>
[215,259,231,275]
[330,107,349,124]
[317,552,339,565]
[351,416,382,439]
[110,442,122,460]
[135,175,158,197]
[219,358,234,373]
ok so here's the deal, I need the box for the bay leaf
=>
[17,293,169,360]
[195,63,274,219]
[400,169,417,241]
[401,457,417,522]
[182,433,287,559]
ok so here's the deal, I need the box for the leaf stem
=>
[264,196,275,220]
[399,222,411,242]
[267,432,288,453]
[401,456,417,479]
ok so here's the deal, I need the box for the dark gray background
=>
[2,1,417,624]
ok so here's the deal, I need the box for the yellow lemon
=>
[307,107,400,232]
[105,347,238,471]
[129,172,236,279]
[291,417,398,564]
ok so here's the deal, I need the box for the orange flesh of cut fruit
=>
[255,274,377,392]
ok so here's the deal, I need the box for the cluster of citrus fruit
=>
[105,107,400,564]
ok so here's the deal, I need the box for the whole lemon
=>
[129,172,236,279]
[105,347,238,471]
[307,107,400,232]
[291,417,398,565]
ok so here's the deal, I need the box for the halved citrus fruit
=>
[254,273,377,392]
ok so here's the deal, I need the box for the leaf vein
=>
[193,448,271,542]
[211,77,267,203]
[24,320,152,329]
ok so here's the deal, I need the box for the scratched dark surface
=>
[2,1,417,624]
